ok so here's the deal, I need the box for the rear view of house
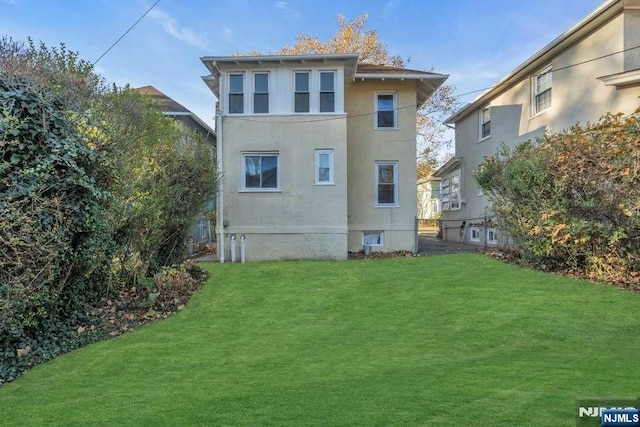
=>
[201,54,447,261]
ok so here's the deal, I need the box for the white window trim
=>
[375,161,399,207]
[487,228,499,245]
[532,65,552,117]
[240,152,280,192]
[479,106,491,142]
[374,91,398,130]
[292,68,342,114]
[470,227,481,243]
[314,149,334,185]
[362,231,384,247]
[252,71,270,115]
[227,72,245,115]
[440,173,461,211]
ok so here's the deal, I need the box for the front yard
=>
[0,254,638,426]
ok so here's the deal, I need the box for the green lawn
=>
[1,254,638,426]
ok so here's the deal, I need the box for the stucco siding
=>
[221,115,348,260]
[345,79,418,252]
[442,8,640,245]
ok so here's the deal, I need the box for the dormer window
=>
[229,73,244,114]
[294,71,310,113]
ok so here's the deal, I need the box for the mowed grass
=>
[1,254,639,426]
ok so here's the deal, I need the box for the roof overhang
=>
[432,157,462,178]
[354,71,448,105]
[446,0,624,124]
[201,54,360,97]
[164,111,216,139]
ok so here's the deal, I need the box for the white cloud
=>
[274,1,300,19]
[148,8,207,48]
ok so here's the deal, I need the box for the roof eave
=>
[446,0,623,124]
[433,157,462,177]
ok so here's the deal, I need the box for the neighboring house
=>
[135,86,217,253]
[417,177,440,219]
[200,54,447,261]
[434,0,640,247]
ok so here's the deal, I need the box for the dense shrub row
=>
[474,111,640,288]
[0,39,216,383]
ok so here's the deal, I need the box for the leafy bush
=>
[0,76,114,382]
[474,111,640,287]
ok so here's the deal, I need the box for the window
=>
[319,71,335,112]
[229,74,244,114]
[441,174,460,210]
[376,92,396,128]
[375,161,398,206]
[241,152,279,190]
[533,67,552,114]
[253,73,269,114]
[315,149,334,185]
[480,106,491,140]
[487,228,498,245]
[363,231,383,247]
[294,72,310,113]
[470,227,481,243]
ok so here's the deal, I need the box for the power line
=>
[92,0,161,66]
[219,44,640,125]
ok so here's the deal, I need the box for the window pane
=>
[320,92,335,112]
[254,93,268,113]
[378,184,395,204]
[318,167,330,182]
[318,153,330,168]
[363,232,381,246]
[536,89,552,112]
[377,94,394,111]
[230,74,243,93]
[229,94,243,114]
[320,72,334,91]
[482,121,491,138]
[536,71,551,92]
[261,155,278,188]
[245,156,260,188]
[377,110,394,128]
[295,93,310,112]
[482,108,490,123]
[378,164,395,184]
[254,73,268,92]
[295,72,309,91]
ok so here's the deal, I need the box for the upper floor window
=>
[242,152,279,191]
[376,161,398,206]
[533,67,552,114]
[294,71,310,113]
[229,74,244,114]
[315,149,334,185]
[253,73,269,114]
[319,71,335,113]
[376,92,396,129]
[480,106,491,140]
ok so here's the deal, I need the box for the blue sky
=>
[2,0,604,134]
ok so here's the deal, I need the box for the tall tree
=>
[273,13,460,165]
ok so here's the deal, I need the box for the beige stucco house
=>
[200,54,447,261]
[434,0,640,246]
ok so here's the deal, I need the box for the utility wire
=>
[220,44,640,125]
[92,0,161,66]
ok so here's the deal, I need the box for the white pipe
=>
[240,235,246,263]
[216,111,225,263]
[230,234,236,263]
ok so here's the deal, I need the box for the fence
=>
[417,218,441,233]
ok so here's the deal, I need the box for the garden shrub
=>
[0,76,114,382]
[474,111,640,287]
